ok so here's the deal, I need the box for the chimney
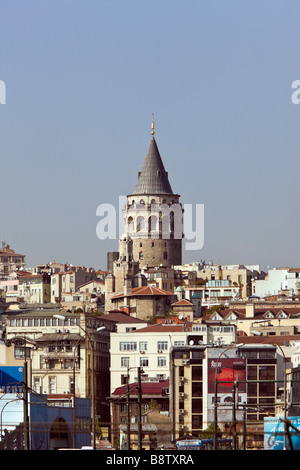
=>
[246,303,255,318]
[123,275,132,297]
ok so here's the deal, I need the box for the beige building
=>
[176,263,265,300]
[0,243,26,279]
[51,267,98,303]
[109,285,176,321]
[202,301,300,337]
[3,310,112,426]
[18,273,51,304]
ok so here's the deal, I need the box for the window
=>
[158,357,166,367]
[140,357,149,367]
[174,341,185,346]
[136,216,145,232]
[120,342,137,351]
[33,377,41,394]
[121,357,129,368]
[157,341,168,351]
[49,376,56,394]
[139,341,148,352]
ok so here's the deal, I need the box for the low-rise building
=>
[110,379,170,450]
[50,268,98,303]
[109,285,176,320]
[253,267,300,298]
[3,309,112,431]
[0,243,26,279]
[18,273,51,304]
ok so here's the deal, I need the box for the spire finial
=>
[151,113,155,136]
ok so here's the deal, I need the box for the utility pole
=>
[137,367,142,450]
[126,371,130,450]
[232,380,237,450]
[23,362,30,450]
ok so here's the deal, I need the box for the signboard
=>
[264,416,300,450]
[208,358,247,393]
[0,366,24,393]
[207,358,247,424]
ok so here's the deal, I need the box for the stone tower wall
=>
[132,237,182,268]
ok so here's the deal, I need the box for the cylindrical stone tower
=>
[122,118,183,268]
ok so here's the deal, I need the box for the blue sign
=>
[0,366,24,393]
[264,416,300,450]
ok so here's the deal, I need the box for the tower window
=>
[139,252,144,260]
[163,252,168,260]
[128,216,134,232]
[136,216,145,232]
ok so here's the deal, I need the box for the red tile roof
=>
[131,323,191,333]
[202,307,300,321]
[111,285,174,299]
[102,311,148,324]
[172,299,193,306]
[113,380,169,396]
[239,335,300,346]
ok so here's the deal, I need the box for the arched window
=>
[136,216,145,232]
[148,215,157,232]
[163,251,168,260]
[139,252,144,260]
[128,216,134,232]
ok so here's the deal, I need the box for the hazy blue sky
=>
[0,0,299,271]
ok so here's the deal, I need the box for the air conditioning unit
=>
[179,376,185,382]
[179,425,185,430]
[140,350,145,354]
[179,392,185,398]
[182,360,189,365]
[179,409,185,414]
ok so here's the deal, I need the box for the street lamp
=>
[54,314,105,450]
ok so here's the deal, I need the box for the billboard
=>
[207,358,247,424]
[0,366,24,393]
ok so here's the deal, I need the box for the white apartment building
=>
[253,268,300,298]
[110,322,236,393]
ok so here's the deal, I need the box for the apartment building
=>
[50,267,98,303]
[169,343,277,449]
[18,273,51,304]
[0,243,26,279]
[253,267,300,298]
[3,310,112,427]
[109,321,236,394]
[176,263,265,300]
[202,302,300,337]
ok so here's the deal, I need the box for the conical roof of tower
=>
[132,136,173,195]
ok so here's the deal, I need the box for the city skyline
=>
[0,1,299,271]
